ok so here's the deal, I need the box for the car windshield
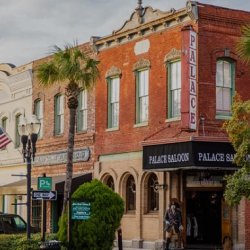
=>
[3,217,16,229]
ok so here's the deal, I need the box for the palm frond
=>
[35,62,60,87]
[236,25,250,63]
[35,40,99,89]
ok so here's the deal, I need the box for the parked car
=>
[0,213,40,234]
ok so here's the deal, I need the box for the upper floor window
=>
[108,78,120,128]
[55,95,64,135]
[35,99,43,138]
[133,58,151,125]
[136,69,149,123]
[168,61,181,118]
[1,117,7,150]
[77,90,87,132]
[216,60,234,116]
[15,114,21,147]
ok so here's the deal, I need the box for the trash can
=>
[39,240,61,249]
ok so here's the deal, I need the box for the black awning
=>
[55,173,92,194]
[143,141,239,171]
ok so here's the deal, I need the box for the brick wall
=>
[32,42,96,177]
[95,22,198,160]
[246,199,250,249]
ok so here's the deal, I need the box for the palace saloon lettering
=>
[198,153,235,162]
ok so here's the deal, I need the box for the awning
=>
[0,173,92,195]
[143,140,240,171]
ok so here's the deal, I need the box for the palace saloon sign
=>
[143,141,238,171]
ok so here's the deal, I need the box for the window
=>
[32,200,42,228]
[148,174,159,212]
[216,60,234,116]
[77,90,87,132]
[168,61,181,118]
[126,175,136,211]
[108,78,120,128]
[55,95,64,135]
[1,117,7,150]
[136,70,149,123]
[15,114,21,147]
[35,100,43,138]
[106,176,115,191]
[13,216,26,229]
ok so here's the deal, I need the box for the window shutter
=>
[136,71,140,124]
[2,195,5,213]
[108,78,112,128]
[55,96,59,135]
[77,91,82,132]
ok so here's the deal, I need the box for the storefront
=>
[143,138,239,249]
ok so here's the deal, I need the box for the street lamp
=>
[18,115,41,239]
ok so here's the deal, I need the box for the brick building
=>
[31,43,96,232]
[93,1,250,249]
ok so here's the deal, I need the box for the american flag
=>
[0,127,11,149]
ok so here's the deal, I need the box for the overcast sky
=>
[1,0,249,67]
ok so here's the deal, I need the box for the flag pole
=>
[0,125,23,157]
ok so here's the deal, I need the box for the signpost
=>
[38,177,52,190]
[32,190,57,200]
[71,202,91,220]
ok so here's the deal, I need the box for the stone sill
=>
[134,122,148,128]
[106,127,119,132]
[165,116,181,123]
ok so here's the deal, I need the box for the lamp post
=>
[18,115,41,239]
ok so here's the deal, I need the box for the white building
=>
[0,62,33,220]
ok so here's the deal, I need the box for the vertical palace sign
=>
[181,26,197,131]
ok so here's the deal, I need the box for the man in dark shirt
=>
[164,201,183,249]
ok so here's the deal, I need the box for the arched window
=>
[15,114,21,147]
[1,117,8,150]
[106,176,115,191]
[216,59,234,116]
[35,99,43,138]
[148,173,159,212]
[126,175,136,211]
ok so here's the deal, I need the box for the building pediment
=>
[113,6,176,35]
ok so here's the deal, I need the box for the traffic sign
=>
[38,177,52,190]
[71,201,91,220]
[32,190,57,200]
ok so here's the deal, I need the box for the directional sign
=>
[71,202,91,220]
[38,177,52,190]
[32,190,57,200]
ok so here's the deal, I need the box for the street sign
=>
[38,177,52,190]
[32,190,57,200]
[71,201,91,220]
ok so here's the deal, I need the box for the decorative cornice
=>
[91,6,192,53]
[133,58,151,72]
[105,66,122,81]
[186,1,198,24]
[164,48,181,67]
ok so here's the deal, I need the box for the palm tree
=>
[35,42,99,214]
[236,25,250,63]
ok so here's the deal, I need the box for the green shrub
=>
[0,233,58,250]
[58,179,124,250]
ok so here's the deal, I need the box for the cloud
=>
[0,0,249,66]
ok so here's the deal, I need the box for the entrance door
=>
[186,191,222,247]
[221,199,231,242]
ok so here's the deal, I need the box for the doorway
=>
[186,191,222,248]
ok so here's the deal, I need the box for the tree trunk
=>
[62,105,77,214]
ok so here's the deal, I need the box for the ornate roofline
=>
[90,1,198,54]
